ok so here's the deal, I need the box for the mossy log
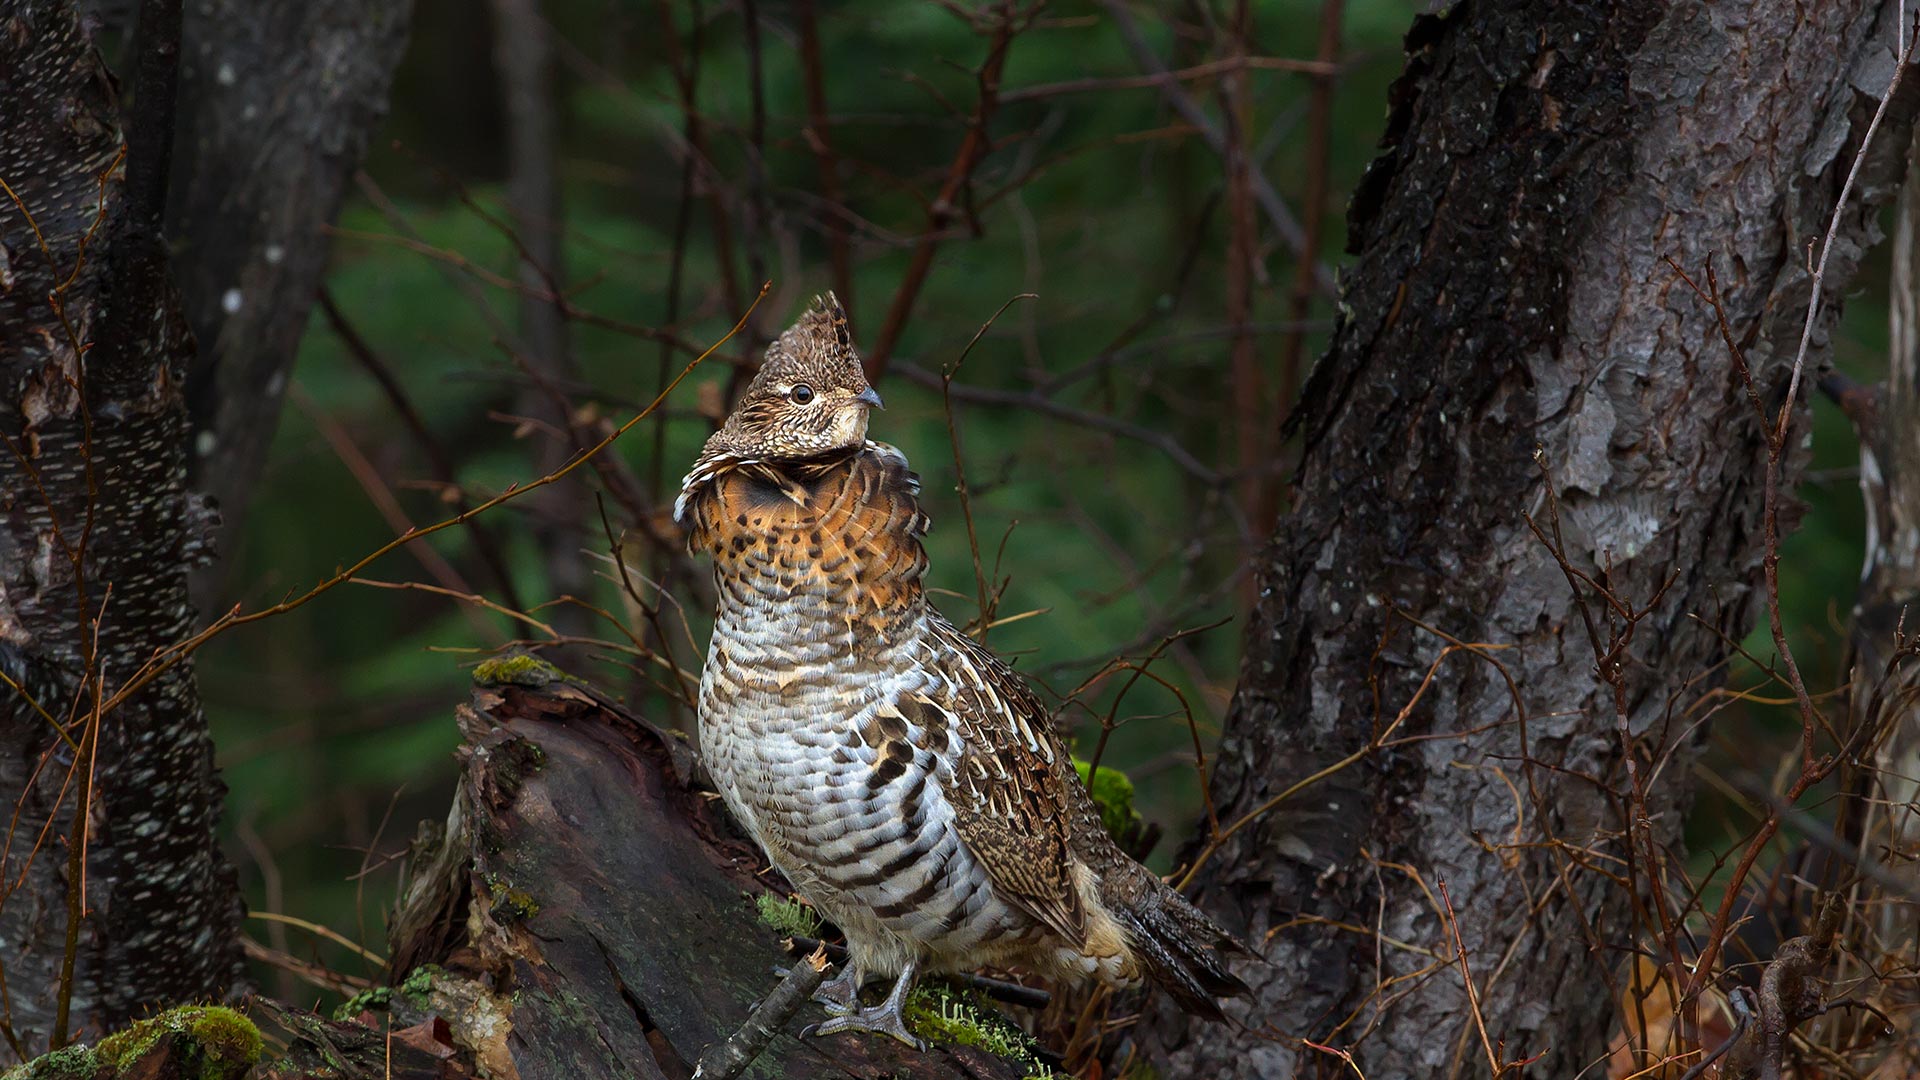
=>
[0,1006,260,1080]
[372,661,1030,1080]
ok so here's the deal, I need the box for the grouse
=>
[676,294,1248,1048]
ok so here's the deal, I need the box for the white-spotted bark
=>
[0,0,240,1058]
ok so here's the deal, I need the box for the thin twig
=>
[247,910,388,966]
[692,948,827,1080]
[1668,14,1917,1006]
[999,54,1337,104]
[1438,878,1505,1078]
[894,362,1221,484]
[943,294,1037,638]
[1677,987,1755,1080]
[318,288,527,613]
[290,385,496,640]
[866,1,1028,378]
[1096,0,1336,297]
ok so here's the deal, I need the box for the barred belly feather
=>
[693,446,1052,980]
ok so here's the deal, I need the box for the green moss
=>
[399,963,445,1000]
[11,1005,265,1080]
[1,1044,95,1080]
[184,1009,261,1076]
[331,986,393,1021]
[471,653,577,687]
[754,892,821,938]
[1073,758,1142,842]
[331,964,447,1026]
[904,983,1055,1078]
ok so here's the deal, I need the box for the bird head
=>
[709,292,884,461]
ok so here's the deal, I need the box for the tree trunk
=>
[488,0,593,639]
[1142,1,1916,1075]
[173,0,413,609]
[0,0,241,1058]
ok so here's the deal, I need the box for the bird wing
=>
[912,617,1088,947]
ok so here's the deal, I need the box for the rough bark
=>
[0,0,241,1058]
[171,0,412,609]
[1142,1,1917,1076]
[384,665,1028,1080]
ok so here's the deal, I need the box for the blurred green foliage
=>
[197,0,1891,995]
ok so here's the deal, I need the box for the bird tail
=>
[1107,865,1252,1021]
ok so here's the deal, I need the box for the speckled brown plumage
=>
[677,294,1248,1048]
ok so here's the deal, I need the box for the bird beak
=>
[855,386,885,410]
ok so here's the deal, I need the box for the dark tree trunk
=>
[488,0,592,638]
[1142,1,1916,1075]
[0,0,241,1059]
[172,0,412,609]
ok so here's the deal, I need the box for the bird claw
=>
[809,992,858,1017]
[801,1007,927,1052]
[810,962,864,1015]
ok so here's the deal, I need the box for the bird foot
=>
[809,962,864,1016]
[801,1004,926,1052]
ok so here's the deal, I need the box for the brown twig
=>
[1715,895,1846,1079]
[1074,616,1231,837]
[893,362,1222,484]
[317,288,527,613]
[1677,987,1755,1080]
[692,947,827,1080]
[1437,878,1506,1078]
[1096,0,1336,297]
[51,657,102,1048]
[998,54,1337,105]
[943,294,1037,638]
[240,939,373,997]
[865,1,1029,379]
[1276,0,1345,413]
[290,386,497,641]
[1177,635,1513,889]
[795,0,853,314]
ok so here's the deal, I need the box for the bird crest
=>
[674,292,884,524]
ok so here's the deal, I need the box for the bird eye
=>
[790,384,815,404]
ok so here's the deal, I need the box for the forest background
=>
[196,0,1886,997]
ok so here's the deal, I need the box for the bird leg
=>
[802,958,925,1051]
[810,959,865,1015]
